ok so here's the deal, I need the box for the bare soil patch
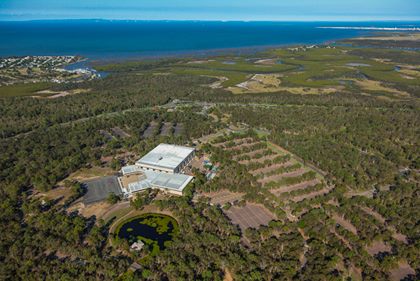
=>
[345,189,374,199]
[223,268,234,281]
[389,261,416,281]
[37,186,73,204]
[77,201,113,219]
[389,227,409,244]
[359,206,386,224]
[366,240,392,256]
[63,166,116,182]
[332,213,358,236]
[224,203,276,231]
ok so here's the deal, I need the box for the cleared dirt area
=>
[224,203,276,231]
[389,261,416,281]
[223,268,234,281]
[270,179,321,196]
[203,190,245,206]
[359,206,386,224]
[366,240,392,256]
[74,201,113,219]
[390,229,408,244]
[36,186,73,205]
[62,166,116,182]
[258,168,308,185]
[332,213,358,236]
[228,74,283,94]
[250,160,294,175]
[345,189,375,199]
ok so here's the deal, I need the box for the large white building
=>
[118,144,195,196]
[136,143,195,174]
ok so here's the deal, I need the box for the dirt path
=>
[298,228,309,268]
[345,189,375,199]
[270,179,320,196]
[366,240,391,256]
[389,261,415,281]
[223,268,234,281]
[332,213,358,236]
[359,206,386,224]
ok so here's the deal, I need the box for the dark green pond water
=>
[117,214,178,251]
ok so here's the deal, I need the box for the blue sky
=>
[1,0,419,21]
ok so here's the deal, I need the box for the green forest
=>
[0,40,419,280]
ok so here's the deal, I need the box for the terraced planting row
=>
[212,134,331,211]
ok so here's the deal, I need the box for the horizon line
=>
[1,18,420,23]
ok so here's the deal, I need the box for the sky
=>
[0,0,419,21]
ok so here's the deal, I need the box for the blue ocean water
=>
[0,20,418,60]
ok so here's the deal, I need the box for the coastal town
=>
[0,55,102,86]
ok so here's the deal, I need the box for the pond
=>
[116,213,179,254]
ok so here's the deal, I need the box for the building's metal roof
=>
[121,165,143,175]
[136,144,195,170]
[128,180,152,193]
[126,169,193,194]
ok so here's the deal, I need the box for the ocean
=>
[0,20,418,60]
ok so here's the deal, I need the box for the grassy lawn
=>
[0,82,51,98]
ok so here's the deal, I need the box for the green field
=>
[0,82,52,98]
